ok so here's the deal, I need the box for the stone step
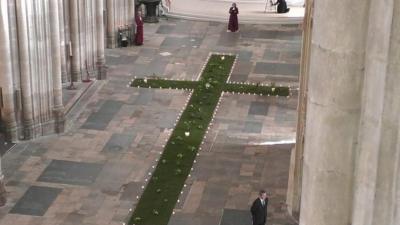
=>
[65,80,107,130]
[165,11,303,24]
[160,0,304,25]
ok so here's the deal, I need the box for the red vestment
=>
[135,15,144,45]
[228,7,239,32]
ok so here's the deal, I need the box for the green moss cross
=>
[128,54,290,225]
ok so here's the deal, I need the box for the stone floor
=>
[164,0,305,24]
[169,93,298,225]
[0,19,301,225]
[63,82,95,116]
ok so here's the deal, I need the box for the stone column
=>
[97,0,107,79]
[50,0,65,133]
[128,0,136,44]
[0,160,6,206]
[286,0,313,219]
[299,0,370,224]
[350,0,393,223]
[58,0,68,83]
[69,0,81,81]
[351,1,400,224]
[7,0,21,88]
[15,0,34,139]
[0,0,18,143]
[115,0,120,28]
[0,0,16,206]
[106,0,115,48]
[63,0,71,77]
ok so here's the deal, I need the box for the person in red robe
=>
[135,11,144,46]
[228,3,239,32]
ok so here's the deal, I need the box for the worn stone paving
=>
[168,94,298,225]
[0,18,301,225]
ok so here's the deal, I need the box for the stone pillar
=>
[69,0,81,81]
[299,0,370,224]
[97,0,107,80]
[0,0,16,206]
[59,0,68,83]
[128,0,136,41]
[351,1,400,224]
[50,0,65,133]
[116,0,120,28]
[350,0,393,223]
[286,0,313,219]
[7,0,21,89]
[106,0,115,48]
[0,160,6,206]
[15,0,34,139]
[63,0,71,78]
[0,0,18,142]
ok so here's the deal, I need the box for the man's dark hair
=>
[259,190,266,195]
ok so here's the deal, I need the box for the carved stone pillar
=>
[299,0,400,225]
[97,0,107,80]
[15,0,34,139]
[106,0,115,48]
[50,0,65,133]
[69,0,81,81]
[299,0,370,224]
[0,0,16,206]
[0,0,18,142]
[58,0,68,83]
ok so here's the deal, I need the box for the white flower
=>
[221,56,225,60]
[271,87,276,92]
[185,132,190,137]
[205,83,211,89]
[144,78,148,83]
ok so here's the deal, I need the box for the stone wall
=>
[0,0,135,141]
[0,0,106,141]
[298,0,400,224]
[61,0,103,82]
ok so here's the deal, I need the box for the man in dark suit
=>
[251,190,268,225]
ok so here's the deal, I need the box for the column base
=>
[0,176,6,207]
[71,70,80,82]
[61,71,69,83]
[3,122,18,143]
[286,145,301,220]
[23,120,34,140]
[107,36,116,48]
[53,107,65,134]
[97,61,107,80]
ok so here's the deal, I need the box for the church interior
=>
[0,0,399,225]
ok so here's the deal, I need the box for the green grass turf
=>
[128,54,289,225]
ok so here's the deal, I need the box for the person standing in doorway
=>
[251,190,269,225]
[135,11,144,45]
[228,3,239,32]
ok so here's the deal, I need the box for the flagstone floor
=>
[164,0,305,24]
[0,18,301,225]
